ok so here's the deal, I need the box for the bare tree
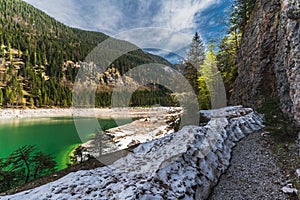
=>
[92,129,115,157]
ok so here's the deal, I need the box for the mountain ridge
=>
[0,0,174,108]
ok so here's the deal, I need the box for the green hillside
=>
[0,0,174,107]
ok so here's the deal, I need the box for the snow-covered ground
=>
[82,109,182,156]
[1,106,264,200]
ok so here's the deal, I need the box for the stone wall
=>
[230,0,300,123]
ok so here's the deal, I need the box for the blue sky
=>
[24,0,231,62]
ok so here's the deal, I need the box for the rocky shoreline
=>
[79,107,182,160]
[0,107,181,119]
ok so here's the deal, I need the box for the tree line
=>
[178,0,257,109]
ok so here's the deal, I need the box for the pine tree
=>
[214,0,254,101]
[0,158,16,192]
[216,33,240,99]
[181,32,206,98]
[29,96,34,108]
[0,88,3,106]
[230,0,256,34]
[7,145,36,183]
[32,152,56,179]
[91,129,115,157]
[8,43,12,64]
[70,145,87,164]
[186,32,206,67]
[199,47,227,109]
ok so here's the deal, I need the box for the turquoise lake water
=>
[0,117,131,169]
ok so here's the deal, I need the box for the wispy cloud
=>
[153,0,220,32]
[24,0,229,61]
[24,0,82,28]
[24,0,225,35]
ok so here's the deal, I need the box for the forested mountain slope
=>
[0,0,173,108]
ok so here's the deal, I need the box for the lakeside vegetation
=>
[0,116,134,193]
[0,145,56,193]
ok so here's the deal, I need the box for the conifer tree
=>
[7,145,35,183]
[183,32,206,99]
[230,0,256,34]
[200,47,226,109]
[186,32,206,68]
[32,152,56,179]
[0,88,3,106]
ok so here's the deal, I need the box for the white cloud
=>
[24,0,83,29]
[77,0,123,34]
[109,0,222,61]
[24,0,221,35]
[23,0,226,61]
[153,0,219,32]
[114,28,190,53]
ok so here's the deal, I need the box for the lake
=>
[0,117,131,169]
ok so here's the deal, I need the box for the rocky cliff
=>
[230,0,300,123]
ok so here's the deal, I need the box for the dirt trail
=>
[209,131,291,200]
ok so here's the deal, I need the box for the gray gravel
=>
[209,131,291,200]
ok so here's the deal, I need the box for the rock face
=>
[230,0,300,123]
[2,107,264,200]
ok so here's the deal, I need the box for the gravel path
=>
[209,131,290,200]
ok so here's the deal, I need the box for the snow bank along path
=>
[1,106,264,200]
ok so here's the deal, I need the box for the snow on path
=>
[1,106,264,200]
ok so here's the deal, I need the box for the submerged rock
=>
[2,106,264,200]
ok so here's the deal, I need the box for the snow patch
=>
[2,107,264,200]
